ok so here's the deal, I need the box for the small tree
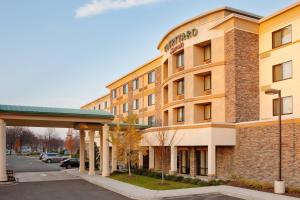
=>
[111,115,144,176]
[146,119,179,184]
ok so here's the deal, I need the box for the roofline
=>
[156,6,262,49]
[80,93,110,109]
[106,55,162,89]
[209,13,259,30]
[259,1,300,23]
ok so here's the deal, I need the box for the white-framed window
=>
[272,25,292,48]
[177,107,184,122]
[177,79,184,95]
[176,52,184,68]
[123,84,128,94]
[133,99,139,110]
[104,101,108,108]
[148,94,155,106]
[148,116,156,126]
[112,106,117,115]
[133,78,139,90]
[204,103,211,120]
[273,96,293,116]
[273,61,292,82]
[148,71,155,84]
[123,103,128,113]
[112,90,117,99]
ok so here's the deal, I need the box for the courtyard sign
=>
[164,28,198,53]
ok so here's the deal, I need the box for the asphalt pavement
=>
[6,155,62,172]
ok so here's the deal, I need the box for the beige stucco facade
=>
[81,2,300,188]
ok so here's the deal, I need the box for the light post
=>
[265,88,285,194]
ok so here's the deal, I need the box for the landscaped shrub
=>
[175,176,184,182]
[182,178,193,183]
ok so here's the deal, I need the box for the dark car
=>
[60,158,80,169]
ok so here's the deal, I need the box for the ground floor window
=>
[195,148,208,176]
[177,149,190,174]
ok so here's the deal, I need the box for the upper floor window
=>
[177,79,184,95]
[123,103,128,113]
[123,84,128,94]
[273,61,292,82]
[204,74,211,91]
[98,104,101,110]
[273,96,293,116]
[148,116,156,126]
[104,101,108,108]
[148,71,155,84]
[204,103,211,120]
[133,78,139,90]
[93,106,96,110]
[133,99,139,110]
[112,106,117,115]
[177,107,185,122]
[112,90,117,99]
[204,44,211,62]
[176,52,184,68]
[272,25,292,48]
[148,94,155,106]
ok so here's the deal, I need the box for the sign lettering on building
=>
[164,28,198,53]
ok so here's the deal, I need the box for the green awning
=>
[0,104,114,119]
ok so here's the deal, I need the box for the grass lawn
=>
[110,173,199,190]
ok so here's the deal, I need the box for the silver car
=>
[42,153,67,163]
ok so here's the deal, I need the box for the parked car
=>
[39,152,46,160]
[42,153,68,163]
[60,158,80,169]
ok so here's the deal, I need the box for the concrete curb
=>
[66,170,300,200]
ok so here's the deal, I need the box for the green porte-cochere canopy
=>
[0,104,114,119]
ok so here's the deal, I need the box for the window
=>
[112,90,117,99]
[135,118,140,125]
[123,103,128,113]
[273,96,293,116]
[93,106,96,110]
[123,84,128,94]
[204,44,211,62]
[204,74,211,91]
[112,106,117,115]
[272,25,292,48]
[273,61,292,82]
[204,104,211,120]
[177,79,184,95]
[98,104,101,110]
[133,78,139,90]
[148,94,155,106]
[148,116,155,126]
[133,99,139,110]
[104,101,108,108]
[176,52,184,68]
[148,71,155,84]
[177,107,184,122]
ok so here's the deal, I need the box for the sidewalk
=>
[66,169,299,200]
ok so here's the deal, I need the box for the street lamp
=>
[265,88,285,194]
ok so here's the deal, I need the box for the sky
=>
[0,0,297,136]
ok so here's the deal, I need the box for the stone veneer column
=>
[208,145,216,177]
[190,147,196,176]
[102,124,110,177]
[111,143,117,172]
[0,119,7,182]
[99,131,103,172]
[138,151,143,169]
[149,146,155,170]
[88,130,95,176]
[169,146,177,175]
[79,130,85,173]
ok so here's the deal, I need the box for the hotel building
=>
[82,2,300,188]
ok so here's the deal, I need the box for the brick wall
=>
[154,147,171,172]
[224,29,259,123]
[216,121,300,188]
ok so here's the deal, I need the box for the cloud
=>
[76,0,160,18]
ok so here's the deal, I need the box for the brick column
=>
[102,124,110,177]
[149,146,155,170]
[111,143,117,172]
[190,147,196,176]
[138,151,143,169]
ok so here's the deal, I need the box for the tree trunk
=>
[161,147,164,184]
[128,160,132,176]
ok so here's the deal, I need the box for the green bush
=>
[183,178,193,183]
[175,176,184,182]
